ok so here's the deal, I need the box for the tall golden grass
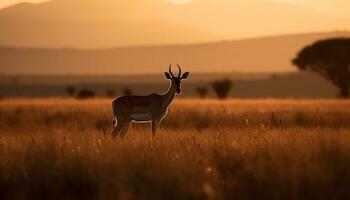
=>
[0,99,350,199]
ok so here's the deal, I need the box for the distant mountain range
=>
[1,31,349,74]
[0,0,348,48]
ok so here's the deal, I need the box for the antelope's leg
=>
[120,120,132,140]
[111,125,122,138]
[151,119,158,138]
[112,119,127,138]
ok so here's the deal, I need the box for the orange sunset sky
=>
[0,0,349,74]
[1,0,350,14]
[2,0,350,16]
[0,0,348,44]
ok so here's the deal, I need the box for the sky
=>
[0,0,348,10]
[0,0,349,20]
[0,0,349,47]
[0,0,349,74]
[1,0,349,17]
[0,0,43,8]
[275,0,350,17]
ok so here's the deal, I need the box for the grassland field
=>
[0,99,350,199]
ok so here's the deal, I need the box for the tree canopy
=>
[292,38,350,98]
[211,79,233,99]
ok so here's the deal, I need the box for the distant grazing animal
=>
[111,65,190,140]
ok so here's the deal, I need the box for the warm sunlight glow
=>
[0,0,48,8]
[0,0,349,49]
[167,0,192,4]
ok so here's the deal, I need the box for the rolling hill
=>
[1,31,349,74]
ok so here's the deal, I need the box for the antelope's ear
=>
[165,72,172,79]
[181,72,190,80]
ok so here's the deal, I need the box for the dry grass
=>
[0,99,350,199]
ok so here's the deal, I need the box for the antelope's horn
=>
[177,64,182,78]
[169,64,175,78]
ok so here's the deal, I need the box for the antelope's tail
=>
[112,100,118,127]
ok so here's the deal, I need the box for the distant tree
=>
[211,79,233,99]
[292,38,350,98]
[196,86,208,99]
[106,89,116,98]
[76,89,95,99]
[11,76,19,85]
[123,88,133,96]
[270,74,278,79]
[66,86,76,97]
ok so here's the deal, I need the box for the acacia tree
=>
[66,86,76,97]
[292,38,350,98]
[196,86,208,99]
[123,88,133,96]
[76,89,95,99]
[211,79,233,99]
[106,89,116,98]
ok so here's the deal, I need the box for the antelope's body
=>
[111,65,189,139]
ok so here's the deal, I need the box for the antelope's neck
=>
[161,82,176,108]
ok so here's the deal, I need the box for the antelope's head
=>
[165,64,190,94]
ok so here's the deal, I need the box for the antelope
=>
[111,65,190,140]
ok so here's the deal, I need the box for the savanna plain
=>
[0,99,350,200]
